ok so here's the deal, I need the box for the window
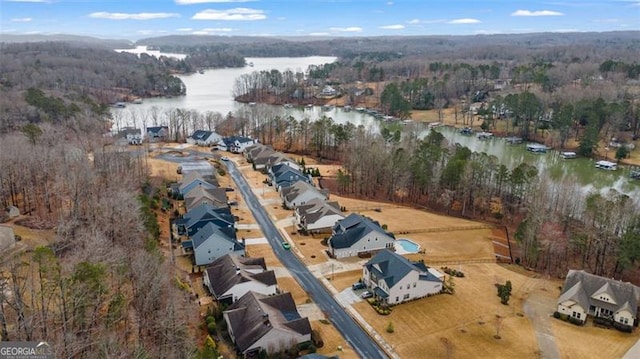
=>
[396,297,399,302]
[399,285,403,290]
[572,312,581,319]
[413,283,417,288]
[403,293,410,300]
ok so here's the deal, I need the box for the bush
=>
[386,321,394,333]
[311,329,324,348]
[205,316,215,324]
[553,311,561,319]
[207,321,217,334]
[568,316,583,326]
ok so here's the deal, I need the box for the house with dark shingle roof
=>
[363,249,443,305]
[268,162,312,192]
[280,181,329,209]
[327,213,395,259]
[203,254,277,304]
[295,198,345,234]
[218,136,258,153]
[146,126,169,142]
[181,222,244,266]
[557,269,640,327]
[224,291,311,356]
[187,130,222,146]
[178,203,235,236]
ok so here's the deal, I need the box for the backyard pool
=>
[395,239,421,254]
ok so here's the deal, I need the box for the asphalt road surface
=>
[225,160,388,359]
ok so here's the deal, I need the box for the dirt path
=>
[523,291,560,359]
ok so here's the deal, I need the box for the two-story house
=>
[203,255,277,304]
[327,213,395,259]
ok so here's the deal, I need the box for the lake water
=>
[111,49,640,200]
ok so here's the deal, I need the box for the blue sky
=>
[1,0,639,40]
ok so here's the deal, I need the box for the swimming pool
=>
[395,239,420,254]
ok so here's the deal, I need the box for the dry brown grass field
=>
[312,320,360,359]
[551,317,638,359]
[353,263,540,359]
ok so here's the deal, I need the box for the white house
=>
[183,222,244,266]
[557,269,640,327]
[202,255,277,303]
[224,291,312,356]
[146,126,169,142]
[280,181,329,209]
[363,249,443,305]
[219,136,258,153]
[295,198,345,233]
[327,213,395,259]
[187,130,222,146]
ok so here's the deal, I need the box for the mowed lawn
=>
[353,263,540,359]
[551,317,639,359]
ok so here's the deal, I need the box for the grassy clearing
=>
[551,317,639,359]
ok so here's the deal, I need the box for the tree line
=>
[0,123,199,357]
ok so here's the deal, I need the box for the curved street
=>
[224,160,388,359]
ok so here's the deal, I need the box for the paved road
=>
[523,292,560,359]
[225,160,388,359]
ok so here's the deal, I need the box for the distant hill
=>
[136,31,640,61]
[0,34,133,49]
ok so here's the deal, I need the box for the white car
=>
[360,291,373,299]
[221,156,229,161]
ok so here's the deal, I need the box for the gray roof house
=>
[0,225,16,253]
[327,213,395,259]
[179,203,235,236]
[203,255,277,304]
[187,130,222,146]
[280,181,329,209]
[219,136,258,153]
[244,144,274,162]
[557,269,640,327]
[295,198,345,233]
[363,249,443,305]
[178,173,219,196]
[184,186,229,212]
[146,126,169,141]
[268,162,312,192]
[224,291,312,356]
[182,222,244,266]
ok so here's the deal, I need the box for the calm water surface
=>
[111,49,639,200]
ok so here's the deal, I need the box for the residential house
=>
[184,186,229,212]
[265,154,299,172]
[179,203,235,236]
[182,222,244,266]
[219,136,258,153]
[178,173,219,196]
[0,225,16,253]
[6,205,20,218]
[117,127,142,145]
[187,130,222,147]
[318,85,337,98]
[224,291,312,356]
[146,126,169,142]
[327,213,395,259]
[295,198,345,233]
[203,254,277,304]
[244,144,273,162]
[281,181,329,209]
[557,269,640,328]
[268,162,312,191]
[363,249,443,305]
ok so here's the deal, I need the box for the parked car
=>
[352,282,366,290]
[282,241,291,250]
[360,291,373,299]
[225,187,235,192]
[221,156,229,161]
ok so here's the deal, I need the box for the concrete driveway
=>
[523,291,561,359]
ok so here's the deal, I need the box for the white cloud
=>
[380,24,404,30]
[387,1,394,5]
[192,8,266,20]
[474,29,502,35]
[201,27,233,32]
[11,17,33,22]
[329,26,363,32]
[89,12,179,20]
[511,9,564,16]
[309,32,330,36]
[447,18,481,24]
[137,30,167,35]
[408,19,420,24]
[176,0,254,3]
[177,27,193,32]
